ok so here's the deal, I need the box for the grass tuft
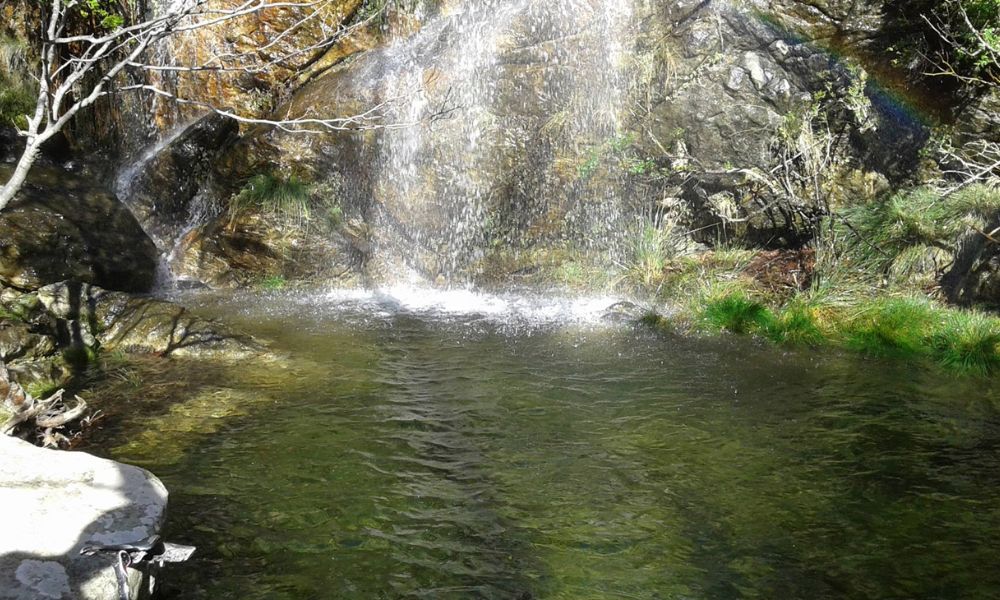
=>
[229,174,312,223]
[930,312,1000,376]
[765,302,825,346]
[701,293,774,334]
[628,225,670,288]
[842,297,939,359]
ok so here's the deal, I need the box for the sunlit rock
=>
[0,436,168,600]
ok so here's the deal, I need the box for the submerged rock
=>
[0,166,157,293]
[601,301,648,324]
[36,281,263,360]
[0,436,168,600]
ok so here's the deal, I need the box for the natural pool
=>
[92,288,1000,599]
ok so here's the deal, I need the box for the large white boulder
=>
[0,436,168,600]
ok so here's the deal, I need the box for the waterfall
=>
[355,0,637,285]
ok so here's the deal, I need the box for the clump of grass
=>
[700,293,774,334]
[628,225,670,288]
[842,297,940,359]
[765,301,826,346]
[259,274,287,290]
[929,312,1000,376]
[229,174,312,224]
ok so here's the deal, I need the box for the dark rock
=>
[0,165,158,293]
[120,113,239,250]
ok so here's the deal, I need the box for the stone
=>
[0,322,56,362]
[171,212,362,289]
[119,114,238,250]
[0,166,157,293]
[36,282,263,360]
[193,0,931,281]
[0,435,168,599]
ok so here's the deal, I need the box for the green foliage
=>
[926,0,1000,82]
[930,312,1000,375]
[832,185,1000,288]
[628,225,670,288]
[577,147,601,178]
[259,274,287,290]
[77,0,125,30]
[230,174,313,223]
[0,35,33,129]
[764,302,825,346]
[700,293,774,334]
[842,298,940,359]
[576,132,664,180]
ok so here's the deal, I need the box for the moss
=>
[259,274,287,290]
[61,344,99,371]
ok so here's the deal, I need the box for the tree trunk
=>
[0,140,41,211]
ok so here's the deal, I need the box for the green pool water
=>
[96,288,1000,599]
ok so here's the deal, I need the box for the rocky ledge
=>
[0,436,167,599]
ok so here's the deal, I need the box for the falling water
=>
[357,0,637,284]
[113,120,193,212]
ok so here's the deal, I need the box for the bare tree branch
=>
[0,0,392,210]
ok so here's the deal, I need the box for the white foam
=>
[314,285,625,327]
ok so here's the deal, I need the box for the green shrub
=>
[930,312,1000,376]
[701,293,774,334]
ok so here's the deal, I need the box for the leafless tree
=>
[0,0,393,211]
[923,1,1000,193]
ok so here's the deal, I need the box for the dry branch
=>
[1,361,89,448]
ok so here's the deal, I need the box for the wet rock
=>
[121,114,238,250]
[5,357,72,398]
[0,435,167,600]
[0,166,157,293]
[171,213,362,289]
[601,301,648,324]
[212,0,928,279]
[36,282,263,360]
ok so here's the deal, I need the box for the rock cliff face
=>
[190,0,927,284]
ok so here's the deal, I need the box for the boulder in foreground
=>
[0,436,168,599]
